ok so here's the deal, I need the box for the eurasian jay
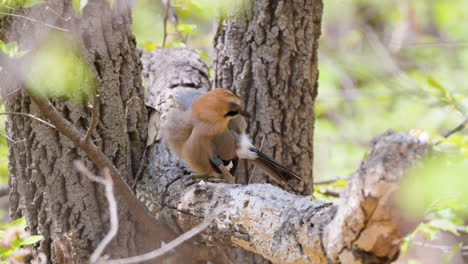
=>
[158,88,301,185]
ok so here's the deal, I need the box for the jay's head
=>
[192,88,244,125]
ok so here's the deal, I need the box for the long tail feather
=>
[250,148,302,184]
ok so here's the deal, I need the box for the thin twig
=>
[162,0,170,47]
[73,161,118,264]
[321,189,340,197]
[442,117,468,138]
[314,176,349,185]
[0,11,68,32]
[81,92,99,145]
[0,112,56,129]
[97,210,220,264]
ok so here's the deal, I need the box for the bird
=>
[160,88,302,185]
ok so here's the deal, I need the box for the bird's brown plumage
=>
[162,88,301,184]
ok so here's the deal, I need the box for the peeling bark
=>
[138,48,429,263]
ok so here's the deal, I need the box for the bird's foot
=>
[184,173,225,187]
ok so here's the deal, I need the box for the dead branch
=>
[97,210,219,264]
[442,117,468,138]
[73,161,118,263]
[0,112,56,129]
[139,130,428,263]
[0,11,68,31]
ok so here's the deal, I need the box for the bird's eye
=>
[224,111,239,117]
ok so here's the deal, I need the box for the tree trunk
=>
[2,0,147,262]
[214,0,323,196]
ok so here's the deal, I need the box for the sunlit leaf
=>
[441,242,463,264]
[10,217,26,228]
[418,223,439,240]
[20,235,43,245]
[166,40,185,48]
[11,236,21,249]
[72,0,88,13]
[400,233,415,255]
[428,219,460,236]
[22,0,45,8]
[177,23,197,35]
[0,248,13,259]
[143,41,158,51]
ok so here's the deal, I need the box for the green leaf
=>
[22,0,46,8]
[143,41,158,51]
[11,236,21,249]
[0,39,6,53]
[20,235,43,245]
[408,259,422,264]
[441,242,463,264]
[177,24,198,35]
[166,40,185,48]
[428,219,459,236]
[10,217,26,228]
[427,76,446,96]
[72,0,88,13]
[0,248,13,259]
[418,223,439,240]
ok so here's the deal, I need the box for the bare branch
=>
[73,161,118,264]
[314,176,349,185]
[0,11,68,32]
[161,0,170,48]
[0,112,56,129]
[442,117,468,138]
[97,210,219,264]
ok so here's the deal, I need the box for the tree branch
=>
[73,161,118,264]
[139,130,428,263]
[136,48,430,263]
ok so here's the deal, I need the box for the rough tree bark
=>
[1,0,147,262]
[137,48,429,264]
[212,1,323,262]
[214,0,323,196]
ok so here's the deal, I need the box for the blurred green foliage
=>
[315,0,468,181]
[0,217,43,263]
[25,32,96,104]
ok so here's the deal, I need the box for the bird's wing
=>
[146,87,207,146]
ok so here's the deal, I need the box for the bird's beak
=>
[240,110,251,118]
